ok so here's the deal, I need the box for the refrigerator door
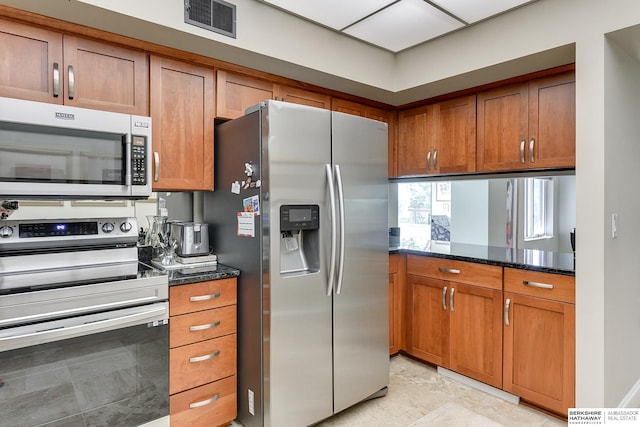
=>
[331,111,390,414]
[265,102,334,427]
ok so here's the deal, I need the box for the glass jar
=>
[145,215,167,260]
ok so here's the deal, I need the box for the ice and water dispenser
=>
[279,204,320,276]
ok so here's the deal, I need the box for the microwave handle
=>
[124,135,132,186]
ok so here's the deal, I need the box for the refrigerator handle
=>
[325,164,338,296]
[334,164,346,295]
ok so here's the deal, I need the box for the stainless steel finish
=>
[125,136,132,186]
[190,394,220,409]
[442,286,448,310]
[529,138,535,163]
[520,140,526,163]
[450,287,455,312]
[154,151,160,181]
[190,321,221,331]
[0,302,168,352]
[325,163,337,297]
[334,164,346,295]
[505,298,511,325]
[190,292,221,302]
[68,65,75,99]
[523,280,554,289]
[190,350,220,363]
[53,62,60,97]
[433,149,438,170]
[439,267,460,274]
[427,151,432,171]
[171,222,210,257]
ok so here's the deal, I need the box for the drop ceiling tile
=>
[262,0,396,30]
[431,0,533,24]
[343,0,464,52]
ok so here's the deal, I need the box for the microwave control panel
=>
[131,136,147,185]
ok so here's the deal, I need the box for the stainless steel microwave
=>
[0,97,152,200]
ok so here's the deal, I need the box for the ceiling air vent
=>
[185,0,236,38]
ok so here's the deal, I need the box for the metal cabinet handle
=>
[442,286,447,310]
[190,320,221,332]
[190,292,221,302]
[153,152,160,182]
[523,280,554,289]
[438,267,460,274]
[449,287,455,312]
[189,350,220,363]
[433,150,438,170]
[520,140,525,163]
[529,138,535,163]
[505,298,511,325]
[190,393,220,409]
[53,63,60,97]
[427,151,431,171]
[67,65,75,100]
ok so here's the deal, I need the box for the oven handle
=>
[0,302,168,352]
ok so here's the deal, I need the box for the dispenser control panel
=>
[280,205,319,231]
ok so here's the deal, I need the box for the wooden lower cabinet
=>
[389,254,405,355]
[169,278,238,427]
[406,256,503,388]
[503,268,575,416]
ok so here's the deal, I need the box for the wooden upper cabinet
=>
[332,98,396,177]
[477,71,575,172]
[0,18,148,115]
[150,55,214,191]
[397,104,434,176]
[434,95,476,175]
[216,70,275,119]
[276,84,330,109]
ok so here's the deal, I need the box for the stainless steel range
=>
[0,217,169,427]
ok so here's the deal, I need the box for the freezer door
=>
[265,101,334,427]
[331,111,390,414]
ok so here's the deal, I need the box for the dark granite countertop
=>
[139,262,240,286]
[390,242,575,276]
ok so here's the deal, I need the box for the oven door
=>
[0,303,169,427]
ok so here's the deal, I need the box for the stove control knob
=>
[102,222,115,233]
[120,221,133,233]
[0,225,13,238]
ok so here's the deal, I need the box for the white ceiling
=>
[258,0,538,52]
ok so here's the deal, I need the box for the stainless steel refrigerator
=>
[204,100,389,427]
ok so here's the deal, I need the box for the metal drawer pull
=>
[190,292,221,302]
[449,287,455,312]
[505,298,511,325]
[439,267,460,274]
[442,286,447,310]
[520,140,525,163]
[523,280,554,289]
[53,63,60,97]
[189,350,220,363]
[190,320,221,332]
[189,393,220,409]
[529,138,535,163]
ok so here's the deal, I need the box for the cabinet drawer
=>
[389,254,399,274]
[170,375,236,427]
[170,278,237,316]
[504,268,575,304]
[407,255,502,290]
[170,334,236,394]
[170,305,237,348]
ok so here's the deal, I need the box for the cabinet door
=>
[406,274,449,365]
[0,18,63,103]
[476,83,529,171]
[216,69,275,119]
[63,36,149,115]
[150,55,214,191]
[397,105,435,176]
[528,72,575,169]
[276,84,330,109]
[503,292,575,416]
[448,282,503,388]
[434,95,476,174]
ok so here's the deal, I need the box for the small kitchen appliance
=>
[170,221,210,257]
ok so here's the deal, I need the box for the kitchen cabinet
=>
[0,18,148,115]
[477,71,575,171]
[397,95,476,177]
[389,253,405,355]
[150,55,214,191]
[332,98,397,177]
[503,268,575,416]
[169,277,237,427]
[406,256,503,388]
[216,69,330,120]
